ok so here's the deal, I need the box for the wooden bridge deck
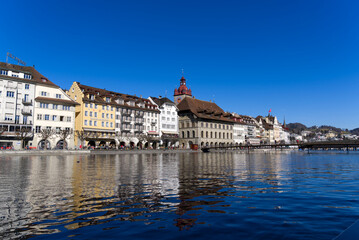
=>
[201,140,359,152]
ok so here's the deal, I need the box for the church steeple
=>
[174,76,192,105]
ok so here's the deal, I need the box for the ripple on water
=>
[0,152,359,239]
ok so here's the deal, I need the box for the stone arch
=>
[38,140,51,150]
[56,140,67,149]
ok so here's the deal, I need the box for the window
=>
[106,122,109,127]
[110,122,113,128]
[52,115,57,121]
[37,114,42,120]
[106,97,110,102]
[102,122,104,127]
[111,106,113,111]
[84,120,88,126]
[56,94,62,99]
[102,105,105,110]
[94,112,97,117]
[67,117,71,122]
[63,105,70,110]
[6,91,14,97]
[94,121,97,126]
[56,127,61,133]
[1,70,8,75]
[95,104,98,109]
[60,116,64,121]
[85,111,88,116]
[24,74,31,79]
[53,104,58,109]
[35,126,41,133]
[89,112,92,117]
[89,120,92,126]
[106,106,109,110]
[102,113,105,118]
[90,94,94,100]
[85,103,88,107]
[40,103,49,108]
[90,103,93,108]
[25,84,30,89]
[40,91,47,96]
[111,114,113,119]
[12,73,19,77]
[44,114,50,120]
[106,113,109,119]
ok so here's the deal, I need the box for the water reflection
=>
[0,152,359,239]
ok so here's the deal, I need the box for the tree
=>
[75,130,91,148]
[15,127,33,149]
[38,128,55,149]
[0,126,7,139]
[57,128,73,149]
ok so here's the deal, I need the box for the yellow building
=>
[67,82,116,148]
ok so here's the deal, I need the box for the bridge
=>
[201,140,359,153]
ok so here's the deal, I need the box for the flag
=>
[269,109,272,113]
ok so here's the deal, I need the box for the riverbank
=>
[0,148,298,156]
[0,149,197,156]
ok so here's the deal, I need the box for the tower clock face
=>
[177,97,182,103]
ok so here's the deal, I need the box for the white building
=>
[31,84,77,149]
[149,96,179,147]
[0,62,76,149]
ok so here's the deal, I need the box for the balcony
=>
[21,109,32,115]
[22,99,33,105]
[134,129,143,133]
[122,117,132,123]
[122,111,132,116]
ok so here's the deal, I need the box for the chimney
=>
[159,95,162,99]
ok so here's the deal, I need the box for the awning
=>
[83,128,115,133]
[147,131,159,135]
[161,131,178,135]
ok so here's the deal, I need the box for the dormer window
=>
[24,74,31,79]
[106,97,110,103]
[1,70,8,75]
[90,94,94,100]
[12,72,19,77]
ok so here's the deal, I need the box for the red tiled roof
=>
[0,62,58,87]
[177,97,235,123]
[77,83,160,112]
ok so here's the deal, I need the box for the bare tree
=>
[15,127,34,149]
[75,130,90,148]
[57,128,74,149]
[38,128,55,150]
[0,126,7,136]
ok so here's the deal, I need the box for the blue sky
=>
[2,0,359,129]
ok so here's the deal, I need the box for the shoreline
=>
[0,148,298,156]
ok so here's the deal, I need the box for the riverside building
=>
[149,96,179,147]
[0,62,76,149]
[174,76,234,149]
[67,82,160,148]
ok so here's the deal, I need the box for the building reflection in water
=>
[0,151,296,238]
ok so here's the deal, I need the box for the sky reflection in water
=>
[0,152,359,239]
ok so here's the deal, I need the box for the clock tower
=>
[174,76,192,105]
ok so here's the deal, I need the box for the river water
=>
[0,151,359,239]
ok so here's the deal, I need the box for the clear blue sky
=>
[2,0,359,129]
